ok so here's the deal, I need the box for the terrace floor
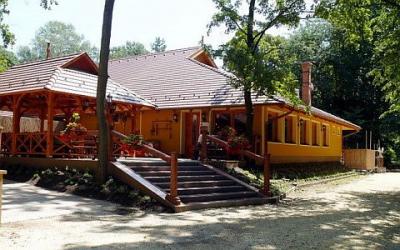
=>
[1,173,399,249]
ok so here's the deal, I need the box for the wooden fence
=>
[343,149,376,170]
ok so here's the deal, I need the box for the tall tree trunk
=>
[244,0,256,145]
[244,89,254,144]
[96,0,115,183]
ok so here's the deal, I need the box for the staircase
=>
[110,158,270,212]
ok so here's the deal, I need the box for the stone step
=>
[144,175,228,182]
[153,180,237,189]
[120,160,201,167]
[130,165,206,172]
[165,185,247,195]
[135,170,216,177]
[179,191,259,203]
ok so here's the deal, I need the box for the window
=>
[267,112,279,142]
[233,113,246,135]
[214,113,231,134]
[299,119,308,145]
[213,111,246,136]
[285,116,295,143]
[322,124,329,146]
[312,122,319,146]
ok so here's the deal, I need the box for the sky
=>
[5,0,295,52]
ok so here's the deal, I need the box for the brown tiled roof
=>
[0,53,154,108]
[109,47,277,109]
[0,53,80,94]
[108,47,360,130]
[48,68,154,107]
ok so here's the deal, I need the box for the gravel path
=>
[0,173,399,249]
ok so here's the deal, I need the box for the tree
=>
[0,48,16,72]
[0,0,57,47]
[110,41,147,59]
[208,0,306,142]
[316,0,400,114]
[96,0,115,183]
[17,21,98,63]
[286,19,400,164]
[151,37,167,53]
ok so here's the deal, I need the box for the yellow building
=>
[109,47,360,164]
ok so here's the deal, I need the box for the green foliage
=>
[0,0,14,47]
[17,21,99,63]
[0,47,16,72]
[40,0,58,10]
[151,37,167,53]
[122,134,144,146]
[286,18,400,163]
[316,0,400,113]
[209,0,307,140]
[224,33,300,104]
[315,0,400,162]
[110,41,148,60]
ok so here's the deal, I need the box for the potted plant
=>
[218,126,236,141]
[227,135,250,155]
[122,134,145,156]
[61,113,88,141]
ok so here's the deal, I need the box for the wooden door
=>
[185,112,200,158]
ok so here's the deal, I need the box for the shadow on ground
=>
[61,190,400,249]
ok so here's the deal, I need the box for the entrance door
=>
[185,112,200,158]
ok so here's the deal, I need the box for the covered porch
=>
[0,90,144,159]
[0,53,155,160]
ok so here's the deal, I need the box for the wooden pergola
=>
[0,53,154,158]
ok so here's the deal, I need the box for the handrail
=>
[206,135,229,149]
[111,130,180,204]
[202,133,271,196]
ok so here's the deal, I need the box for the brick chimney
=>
[301,62,314,106]
[46,42,52,59]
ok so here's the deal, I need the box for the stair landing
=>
[109,157,271,212]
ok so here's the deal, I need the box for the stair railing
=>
[111,130,180,205]
[201,132,271,196]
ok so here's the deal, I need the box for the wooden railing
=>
[0,133,12,155]
[201,133,271,196]
[16,132,47,155]
[111,130,180,205]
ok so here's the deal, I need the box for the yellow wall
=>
[79,113,135,136]
[140,110,181,154]
[259,104,348,163]
[80,104,356,164]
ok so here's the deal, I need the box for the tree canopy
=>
[316,0,400,115]
[16,21,98,63]
[110,41,147,59]
[151,37,167,53]
[209,0,306,140]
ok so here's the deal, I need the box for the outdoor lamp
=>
[172,112,179,122]
[106,93,113,104]
[82,99,90,110]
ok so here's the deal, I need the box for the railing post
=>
[261,153,272,196]
[167,152,181,205]
[200,132,207,162]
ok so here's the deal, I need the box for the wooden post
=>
[46,92,54,157]
[261,154,272,196]
[0,170,6,225]
[200,130,207,162]
[39,107,45,133]
[11,95,21,155]
[167,152,180,205]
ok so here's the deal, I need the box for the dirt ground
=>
[0,173,399,250]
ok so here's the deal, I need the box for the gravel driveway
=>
[0,173,399,249]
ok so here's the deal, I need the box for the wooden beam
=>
[46,92,55,157]
[11,94,24,155]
